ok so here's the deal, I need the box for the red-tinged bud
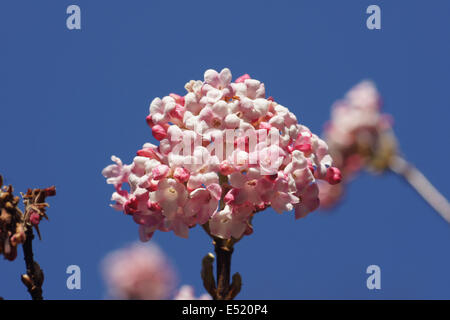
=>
[173,167,190,183]
[44,186,56,197]
[30,211,41,226]
[169,105,184,120]
[147,201,162,212]
[137,148,158,159]
[294,143,312,154]
[152,165,169,180]
[235,74,251,83]
[169,93,185,106]
[152,125,167,141]
[147,180,159,192]
[219,162,234,175]
[326,167,342,185]
[146,115,155,127]
[124,197,139,215]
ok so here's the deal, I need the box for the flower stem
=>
[201,224,241,300]
[389,155,450,223]
[214,238,233,300]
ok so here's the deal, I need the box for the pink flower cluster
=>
[103,68,341,240]
[102,242,210,300]
[320,81,394,208]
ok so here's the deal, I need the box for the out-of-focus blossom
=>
[103,68,341,241]
[102,243,176,300]
[319,81,450,224]
[174,285,212,300]
[320,81,397,208]
[102,242,211,300]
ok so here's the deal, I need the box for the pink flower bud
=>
[294,143,312,154]
[146,115,155,127]
[169,93,185,106]
[326,167,342,185]
[147,201,162,212]
[137,147,158,159]
[147,180,159,192]
[169,105,184,120]
[30,211,40,226]
[235,74,251,83]
[152,165,170,180]
[219,162,235,175]
[124,197,139,215]
[173,167,190,183]
[152,125,167,141]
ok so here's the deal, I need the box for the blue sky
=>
[1,0,449,299]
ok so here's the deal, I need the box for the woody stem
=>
[389,155,450,223]
[214,238,233,300]
[22,227,43,300]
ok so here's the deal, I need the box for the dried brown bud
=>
[44,186,56,197]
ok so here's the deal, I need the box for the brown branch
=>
[201,223,241,300]
[21,226,44,300]
[214,238,233,300]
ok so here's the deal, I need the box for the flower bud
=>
[173,167,190,183]
[152,165,170,180]
[326,167,342,185]
[152,125,168,141]
[30,211,41,226]
[235,74,251,83]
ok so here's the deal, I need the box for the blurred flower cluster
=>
[319,81,397,208]
[102,242,210,300]
[319,81,450,222]
[103,68,341,241]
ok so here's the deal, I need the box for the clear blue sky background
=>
[1,1,449,299]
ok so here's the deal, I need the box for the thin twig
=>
[389,155,450,223]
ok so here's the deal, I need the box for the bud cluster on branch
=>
[0,174,56,300]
